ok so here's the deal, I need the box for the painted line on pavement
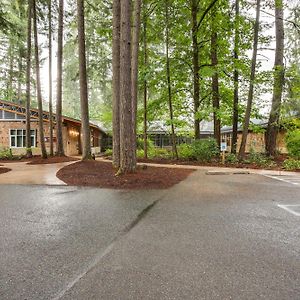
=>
[277,204,300,217]
[263,175,299,186]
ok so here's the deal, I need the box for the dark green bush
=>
[285,130,300,159]
[178,138,219,162]
[192,138,219,162]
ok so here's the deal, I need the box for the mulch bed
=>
[137,154,300,172]
[27,156,79,165]
[0,155,78,165]
[0,167,11,174]
[56,160,195,189]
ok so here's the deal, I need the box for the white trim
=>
[9,128,36,148]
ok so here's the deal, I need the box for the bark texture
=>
[33,0,47,158]
[239,0,261,158]
[131,0,142,163]
[211,12,221,148]
[265,0,284,156]
[119,0,136,173]
[48,0,54,156]
[143,5,148,159]
[25,0,32,158]
[56,0,65,156]
[191,0,200,139]
[231,0,239,154]
[77,0,92,160]
[165,0,178,159]
[112,0,121,168]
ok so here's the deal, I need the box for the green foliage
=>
[148,148,173,159]
[177,143,194,160]
[225,153,239,164]
[243,150,275,168]
[283,158,300,171]
[178,138,219,162]
[136,138,154,151]
[0,148,13,159]
[104,148,112,156]
[285,130,300,159]
[191,139,220,162]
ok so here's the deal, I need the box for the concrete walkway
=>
[96,157,300,177]
[0,161,75,185]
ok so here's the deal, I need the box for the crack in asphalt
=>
[52,198,160,300]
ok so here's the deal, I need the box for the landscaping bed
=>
[27,156,78,165]
[0,155,78,165]
[137,154,297,171]
[0,167,11,174]
[57,160,195,189]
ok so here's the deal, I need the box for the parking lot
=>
[0,170,299,299]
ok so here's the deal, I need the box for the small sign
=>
[221,142,227,152]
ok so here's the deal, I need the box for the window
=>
[10,129,36,148]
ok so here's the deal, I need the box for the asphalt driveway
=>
[0,171,299,299]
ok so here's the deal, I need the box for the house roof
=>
[0,99,106,134]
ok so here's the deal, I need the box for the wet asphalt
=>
[0,171,299,300]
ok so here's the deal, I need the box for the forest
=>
[0,0,299,174]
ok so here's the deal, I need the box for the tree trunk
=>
[191,0,200,139]
[26,0,32,158]
[131,0,142,164]
[231,0,239,154]
[77,0,92,160]
[143,5,148,159]
[211,12,221,148]
[265,0,284,156]
[17,47,23,104]
[33,0,47,159]
[56,0,65,156]
[238,0,261,158]
[8,44,14,101]
[165,0,178,159]
[112,0,121,168]
[119,0,136,173]
[48,0,54,156]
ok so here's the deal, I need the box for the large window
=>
[10,129,36,148]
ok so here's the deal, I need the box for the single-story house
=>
[0,100,107,156]
[221,119,288,153]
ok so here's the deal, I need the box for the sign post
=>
[220,142,227,164]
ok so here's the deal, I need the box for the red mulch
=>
[27,156,79,165]
[56,160,195,189]
[0,167,11,174]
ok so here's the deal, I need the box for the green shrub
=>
[136,138,154,150]
[285,130,300,159]
[178,138,219,162]
[178,143,194,160]
[148,148,173,159]
[136,149,145,159]
[283,159,300,170]
[0,148,13,160]
[243,151,275,168]
[192,138,219,162]
[225,153,239,164]
[104,148,113,156]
